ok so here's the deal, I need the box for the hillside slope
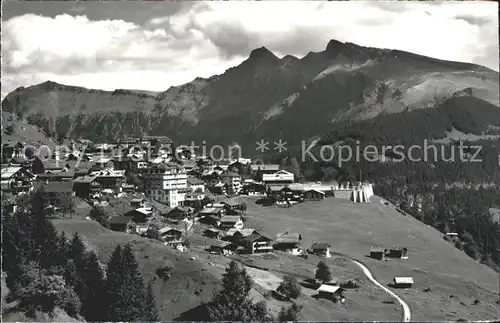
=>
[2,39,498,146]
[51,196,499,321]
[1,111,58,149]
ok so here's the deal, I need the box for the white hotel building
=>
[140,163,188,207]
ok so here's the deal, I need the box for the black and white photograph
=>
[1,0,499,322]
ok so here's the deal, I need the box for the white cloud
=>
[1,1,498,99]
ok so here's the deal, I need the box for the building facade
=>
[140,163,188,207]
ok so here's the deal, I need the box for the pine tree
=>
[81,251,107,321]
[31,157,45,174]
[207,260,264,321]
[144,280,160,321]
[39,224,62,271]
[66,233,88,301]
[315,261,332,283]
[2,212,30,291]
[121,244,147,320]
[69,233,87,266]
[220,260,253,303]
[104,245,125,321]
[105,244,148,321]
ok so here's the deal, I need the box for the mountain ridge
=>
[2,39,498,145]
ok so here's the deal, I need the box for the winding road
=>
[350,259,412,322]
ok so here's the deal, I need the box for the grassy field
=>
[51,194,499,321]
[239,195,500,321]
[1,112,57,149]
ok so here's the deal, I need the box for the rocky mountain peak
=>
[325,39,345,53]
[248,46,279,62]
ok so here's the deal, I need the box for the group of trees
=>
[206,260,302,321]
[378,182,500,270]
[2,190,159,321]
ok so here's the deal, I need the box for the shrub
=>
[276,275,302,300]
[4,125,14,135]
[277,302,302,321]
[156,265,173,281]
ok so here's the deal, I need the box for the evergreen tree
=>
[144,280,160,321]
[31,157,45,174]
[121,244,147,320]
[66,233,87,301]
[207,260,268,321]
[104,245,125,321]
[105,244,149,321]
[220,260,253,303]
[2,211,31,291]
[315,261,332,283]
[81,251,107,321]
[69,233,87,266]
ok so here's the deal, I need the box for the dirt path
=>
[349,259,411,322]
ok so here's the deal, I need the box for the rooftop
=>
[1,167,22,179]
[317,284,341,294]
[36,181,74,193]
[276,232,302,244]
[394,277,414,284]
[311,242,331,250]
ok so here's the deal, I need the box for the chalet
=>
[220,199,244,211]
[250,164,280,180]
[212,164,227,174]
[370,247,387,260]
[304,189,326,201]
[187,177,205,193]
[208,241,238,255]
[228,161,243,173]
[221,171,242,194]
[2,141,25,161]
[199,207,225,218]
[274,232,302,254]
[225,228,258,241]
[123,207,153,224]
[122,184,135,193]
[1,167,34,194]
[37,171,76,183]
[157,226,183,243]
[9,157,31,168]
[241,182,266,196]
[387,247,408,259]
[90,169,125,193]
[203,228,222,239]
[212,182,228,195]
[262,170,294,188]
[90,157,114,170]
[226,208,243,216]
[393,277,414,289]
[198,214,221,226]
[202,171,221,187]
[184,192,206,207]
[130,198,146,208]
[72,176,99,199]
[316,285,345,301]
[310,242,332,258]
[165,206,193,221]
[34,181,75,208]
[108,216,136,232]
[219,215,244,230]
[239,233,273,254]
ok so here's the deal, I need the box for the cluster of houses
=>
[2,135,374,214]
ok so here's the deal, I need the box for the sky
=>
[1,0,498,99]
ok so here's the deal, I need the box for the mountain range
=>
[2,39,499,150]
